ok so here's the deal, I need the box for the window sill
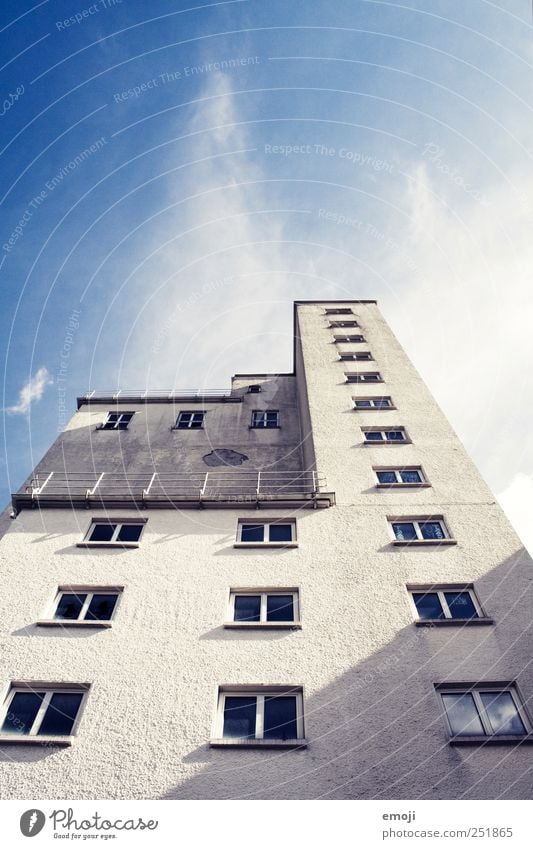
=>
[223,621,302,630]
[210,738,307,749]
[0,735,73,747]
[450,734,533,746]
[415,618,493,628]
[76,542,140,549]
[248,426,281,429]
[392,539,457,546]
[234,542,298,549]
[346,380,384,385]
[376,482,431,489]
[364,440,411,446]
[354,407,397,412]
[36,620,113,628]
[171,427,204,431]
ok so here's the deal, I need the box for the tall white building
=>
[1,300,532,799]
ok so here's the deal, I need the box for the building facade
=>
[0,299,532,799]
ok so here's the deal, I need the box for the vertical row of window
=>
[326,306,532,743]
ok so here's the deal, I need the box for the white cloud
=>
[497,473,533,556]
[7,367,53,415]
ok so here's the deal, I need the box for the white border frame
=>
[0,681,90,746]
[211,685,306,747]
[225,587,300,628]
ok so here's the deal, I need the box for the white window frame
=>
[408,584,486,623]
[99,411,134,430]
[334,334,365,343]
[251,410,280,428]
[79,519,147,548]
[225,588,300,628]
[374,466,428,486]
[235,519,298,547]
[0,682,90,744]
[325,307,353,315]
[38,585,124,628]
[339,352,373,361]
[174,411,205,429]
[353,396,395,410]
[362,427,409,444]
[436,683,531,740]
[211,686,306,747]
[388,515,456,545]
[345,372,383,383]
[330,320,358,328]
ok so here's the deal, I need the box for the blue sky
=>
[1,0,532,545]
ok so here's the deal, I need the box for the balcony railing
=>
[13,470,335,511]
[77,389,239,406]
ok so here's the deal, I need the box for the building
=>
[0,299,532,800]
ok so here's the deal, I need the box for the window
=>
[226,589,300,627]
[375,467,426,486]
[329,320,358,328]
[363,427,409,443]
[436,684,531,741]
[325,307,353,315]
[40,587,122,626]
[339,352,373,361]
[334,334,365,343]
[175,411,204,429]
[0,684,89,742]
[100,412,134,430]
[81,520,146,547]
[345,372,382,383]
[353,397,394,410]
[408,585,487,623]
[251,410,279,428]
[389,516,455,544]
[212,687,305,746]
[236,519,297,546]
[248,384,262,393]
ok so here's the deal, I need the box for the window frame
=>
[98,411,134,431]
[173,411,205,429]
[345,372,383,383]
[0,682,90,745]
[388,515,456,545]
[37,585,124,628]
[78,518,147,548]
[225,587,301,629]
[407,584,491,626]
[325,307,353,315]
[353,396,395,410]
[211,685,306,748]
[374,466,428,487]
[334,334,365,343]
[339,352,374,361]
[235,519,298,548]
[250,410,280,429]
[329,320,359,328]
[362,427,410,444]
[435,683,533,744]
[248,384,262,393]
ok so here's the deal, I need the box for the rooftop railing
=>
[77,389,238,406]
[13,470,334,511]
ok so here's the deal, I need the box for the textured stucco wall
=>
[0,301,532,800]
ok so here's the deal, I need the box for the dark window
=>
[385,430,405,441]
[392,522,418,541]
[241,524,265,543]
[54,593,87,620]
[326,308,353,315]
[176,412,204,429]
[234,596,261,622]
[267,595,294,622]
[420,521,445,540]
[269,524,293,542]
[86,594,119,621]
[480,692,526,736]
[101,412,133,430]
[444,591,478,619]
[400,470,422,483]
[223,696,257,738]
[373,397,391,408]
[442,693,485,736]
[1,692,44,735]
[89,524,116,542]
[354,400,372,408]
[116,524,143,543]
[377,471,397,484]
[364,431,384,441]
[413,592,445,620]
[251,411,279,428]
[248,385,261,393]
[263,696,298,740]
[38,692,84,736]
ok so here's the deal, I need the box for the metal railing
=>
[23,470,327,503]
[79,389,234,401]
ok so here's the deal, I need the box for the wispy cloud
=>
[7,367,52,415]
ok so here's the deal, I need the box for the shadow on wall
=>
[160,548,533,800]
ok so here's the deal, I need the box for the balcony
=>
[12,470,335,512]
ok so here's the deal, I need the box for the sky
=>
[1,0,532,548]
